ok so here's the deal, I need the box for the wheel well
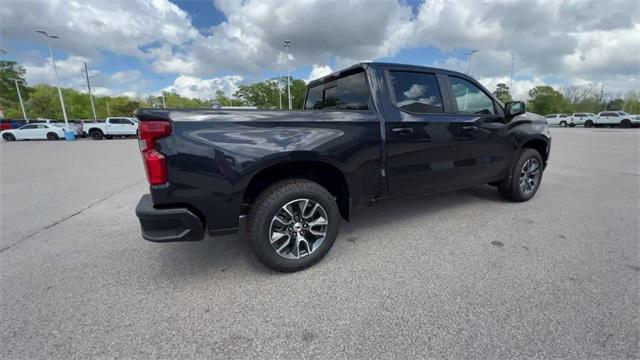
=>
[88,128,103,134]
[243,161,350,220]
[522,139,549,165]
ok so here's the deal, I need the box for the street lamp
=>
[36,30,70,131]
[284,40,292,110]
[465,49,478,75]
[10,78,28,121]
[157,76,167,108]
[81,62,97,120]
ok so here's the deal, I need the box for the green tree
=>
[0,61,29,118]
[25,85,60,119]
[605,98,625,111]
[527,86,571,115]
[233,77,306,109]
[493,83,512,103]
[624,92,640,114]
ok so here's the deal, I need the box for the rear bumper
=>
[135,194,204,242]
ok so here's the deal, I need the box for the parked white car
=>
[590,111,640,128]
[569,113,597,127]
[544,113,571,127]
[83,117,139,140]
[31,119,83,136]
[1,123,66,141]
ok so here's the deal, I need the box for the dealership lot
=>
[1,129,638,359]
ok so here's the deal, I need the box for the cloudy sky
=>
[1,0,638,100]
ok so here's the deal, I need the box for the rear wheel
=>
[248,179,339,272]
[584,120,593,128]
[620,119,631,128]
[559,121,567,127]
[2,133,16,141]
[90,130,103,140]
[46,132,59,140]
[498,148,544,202]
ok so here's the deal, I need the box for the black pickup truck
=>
[135,62,550,272]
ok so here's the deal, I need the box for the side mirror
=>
[505,101,525,116]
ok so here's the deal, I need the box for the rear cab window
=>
[304,68,370,110]
[388,71,444,113]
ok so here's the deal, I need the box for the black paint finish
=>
[136,63,550,236]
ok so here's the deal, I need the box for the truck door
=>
[383,70,458,196]
[444,75,512,185]
[108,118,125,134]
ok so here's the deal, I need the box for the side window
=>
[449,76,495,115]
[559,114,568,118]
[545,115,555,118]
[304,69,369,110]
[610,113,619,117]
[388,71,443,113]
[21,124,36,130]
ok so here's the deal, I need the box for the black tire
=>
[569,123,575,127]
[498,148,544,202]
[559,121,567,127]
[248,179,340,272]
[620,119,631,128]
[46,132,59,141]
[2,133,16,141]
[584,120,593,128]
[90,129,103,140]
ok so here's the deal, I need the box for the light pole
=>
[509,52,515,94]
[36,30,69,131]
[82,62,97,120]
[284,40,292,110]
[11,78,28,121]
[157,76,167,108]
[465,50,478,75]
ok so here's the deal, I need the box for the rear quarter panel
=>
[149,109,383,232]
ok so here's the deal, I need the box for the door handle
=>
[461,125,478,132]
[391,127,414,135]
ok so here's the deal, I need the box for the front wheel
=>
[2,133,16,141]
[248,179,340,272]
[620,119,631,128]
[584,120,593,128]
[498,148,544,202]
[559,121,567,127]
[46,132,59,140]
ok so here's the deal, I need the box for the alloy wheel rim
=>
[519,158,541,194]
[269,198,328,260]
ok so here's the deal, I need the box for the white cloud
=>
[2,0,197,58]
[4,0,639,96]
[307,65,333,83]
[23,55,90,88]
[164,75,244,99]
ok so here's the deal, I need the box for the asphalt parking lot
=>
[1,128,638,359]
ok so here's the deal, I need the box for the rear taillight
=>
[138,120,172,185]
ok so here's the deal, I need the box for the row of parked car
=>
[544,111,640,128]
[0,117,139,141]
